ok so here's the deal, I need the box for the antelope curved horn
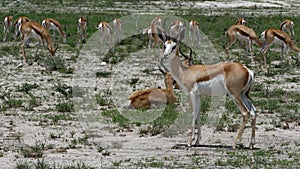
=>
[158,65,166,75]
[179,46,194,66]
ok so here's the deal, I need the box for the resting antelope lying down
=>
[128,66,176,109]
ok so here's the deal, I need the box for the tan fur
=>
[14,16,31,39]
[78,17,87,43]
[225,25,263,57]
[96,21,113,52]
[280,19,294,36]
[42,18,67,43]
[112,18,122,43]
[3,16,13,41]
[235,18,246,25]
[150,16,162,47]
[158,27,256,149]
[168,19,183,38]
[20,21,58,61]
[189,19,200,45]
[260,28,300,66]
[128,70,176,109]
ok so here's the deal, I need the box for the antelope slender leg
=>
[225,37,237,58]
[233,112,248,149]
[249,115,256,149]
[195,96,201,146]
[189,90,200,146]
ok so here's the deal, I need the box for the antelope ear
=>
[157,26,166,42]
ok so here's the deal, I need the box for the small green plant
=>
[130,78,139,86]
[6,98,23,108]
[56,102,75,112]
[43,56,73,73]
[95,94,109,106]
[44,112,75,124]
[54,82,72,99]
[17,83,39,94]
[101,109,130,128]
[20,141,46,158]
[96,71,112,78]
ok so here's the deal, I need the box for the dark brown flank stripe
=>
[50,20,59,28]
[273,30,286,42]
[237,28,249,37]
[280,20,288,29]
[31,26,43,37]
[196,75,211,83]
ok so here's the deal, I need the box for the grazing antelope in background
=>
[96,21,113,53]
[128,66,176,109]
[42,18,68,44]
[3,16,13,41]
[225,25,263,58]
[280,19,294,36]
[14,16,31,39]
[260,28,300,66]
[20,21,58,62]
[112,18,122,44]
[78,17,87,43]
[142,25,152,44]
[235,18,246,25]
[189,19,201,45]
[150,16,163,57]
[168,19,184,38]
[157,27,256,149]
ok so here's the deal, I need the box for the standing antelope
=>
[78,17,87,43]
[225,24,263,58]
[3,16,13,41]
[149,16,163,51]
[168,19,184,38]
[128,66,176,109]
[112,18,122,44]
[189,19,201,45]
[142,25,152,44]
[42,18,68,43]
[157,27,256,149]
[280,19,294,36]
[260,28,300,66]
[96,21,113,53]
[20,21,58,62]
[14,16,31,39]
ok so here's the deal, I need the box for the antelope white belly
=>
[236,32,250,42]
[29,30,41,40]
[194,75,227,96]
[273,36,285,45]
[50,23,58,31]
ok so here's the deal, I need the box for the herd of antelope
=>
[1,15,299,149]
[1,16,122,62]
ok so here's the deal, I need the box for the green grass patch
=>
[56,102,75,112]
[101,109,130,128]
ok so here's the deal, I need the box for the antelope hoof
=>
[249,143,255,149]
